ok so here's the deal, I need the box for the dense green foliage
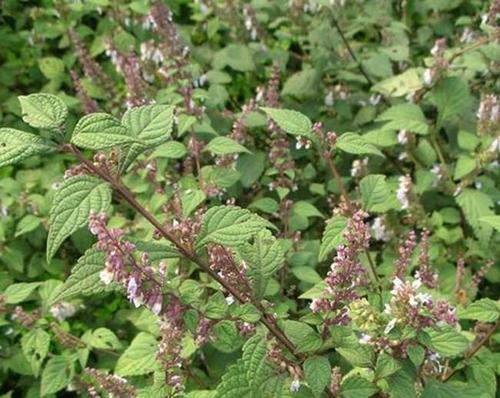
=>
[0,0,499,397]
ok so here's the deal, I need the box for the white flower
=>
[384,318,397,334]
[397,130,409,145]
[372,217,391,242]
[225,295,235,305]
[475,181,483,190]
[416,292,432,305]
[324,91,334,106]
[396,175,412,210]
[369,94,382,106]
[290,378,301,393]
[489,137,500,153]
[99,269,114,285]
[423,68,434,86]
[50,302,77,322]
[359,334,372,345]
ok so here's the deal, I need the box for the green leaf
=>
[90,328,122,350]
[371,68,422,97]
[204,136,251,155]
[115,332,158,376]
[216,360,251,398]
[181,189,206,218]
[337,346,374,368]
[40,356,73,396]
[456,189,494,242]
[458,299,499,323]
[427,328,469,357]
[21,328,50,376]
[283,320,321,353]
[249,197,279,214]
[153,141,187,159]
[132,240,180,261]
[479,216,500,232]
[237,230,285,299]
[48,247,114,305]
[430,77,472,129]
[337,133,384,157]
[340,376,378,398]
[376,104,428,135]
[4,282,40,304]
[71,113,137,150]
[18,93,68,130]
[421,379,486,398]
[243,335,273,388]
[375,352,401,379]
[120,104,175,169]
[304,356,331,397]
[0,128,56,168]
[292,201,324,218]
[39,57,65,80]
[360,175,390,212]
[261,107,313,138]
[211,320,243,353]
[15,215,41,237]
[47,176,112,261]
[454,155,476,180]
[195,205,272,249]
[319,216,347,262]
[281,68,319,99]
[213,44,255,72]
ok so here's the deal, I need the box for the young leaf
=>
[0,128,56,168]
[374,352,401,379]
[180,189,206,218]
[236,230,285,300]
[18,93,68,130]
[47,176,112,261]
[4,282,41,304]
[204,136,251,155]
[261,107,313,138]
[195,205,272,249]
[153,141,187,159]
[319,216,347,262]
[360,175,390,212]
[48,247,115,305]
[40,356,73,396]
[71,113,137,150]
[282,320,322,353]
[115,332,159,376]
[303,356,331,397]
[120,104,175,170]
[453,155,476,180]
[336,133,384,157]
[427,328,469,358]
[21,328,50,376]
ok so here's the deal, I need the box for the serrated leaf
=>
[430,77,472,129]
[281,68,319,99]
[479,216,500,232]
[18,93,68,130]
[41,356,73,396]
[459,299,499,323]
[236,230,285,299]
[243,335,273,388]
[340,376,378,398]
[49,248,115,305]
[456,189,494,242]
[375,352,401,379]
[195,205,272,249]
[261,107,313,138]
[4,282,40,304]
[21,328,50,376]
[71,112,137,150]
[153,141,187,159]
[371,68,422,97]
[283,320,321,353]
[304,356,331,397]
[319,216,347,262]
[120,104,174,170]
[211,320,243,353]
[360,175,390,212]
[216,360,252,398]
[421,379,486,398]
[0,128,56,168]
[337,133,384,157]
[204,136,251,155]
[427,328,469,358]
[180,189,206,218]
[47,176,112,261]
[376,104,428,135]
[454,155,476,180]
[115,332,158,376]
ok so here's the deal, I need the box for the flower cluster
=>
[85,368,137,397]
[310,210,370,328]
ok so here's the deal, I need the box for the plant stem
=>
[65,144,301,360]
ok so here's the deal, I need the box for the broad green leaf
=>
[456,189,494,242]
[340,376,378,398]
[371,68,422,97]
[374,352,401,379]
[292,201,324,218]
[115,332,158,376]
[18,93,68,130]
[21,328,50,376]
[304,356,331,397]
[458,299,499,323]
[71,112,137,150]
[430,77,472,129]
[47,176,112,261]
[479,216,500,232]
[195,205,272,249]
[236,230,285,299]
[4,282,40,304]
[204,136,251,155]
[421,379,486,398]
[337,133,384,157]
[376,104,428,135]
[153,141,187,159]
[453,155,476,180]
[319,216,347,262]
[211,320,244,353]
[292,266,322,284]
[213,44,255,72]
[249,197,279,214]
[283,320,321,353]
[15,215,41,237]
[120,104,175,169]
[39,57,65,80]
[360,175,390,212]
[427,328,469,357]
[40,356,73,396]
[243,335,273,388]
[261,107,313,138]
[216,360,251,398]
[48,248,115,305]
[90,328,122,350]
[386,368,416,398]
[181,189,206,217]
[281,68,319,99]
[0,128,56,168]
[337,345,374,368]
